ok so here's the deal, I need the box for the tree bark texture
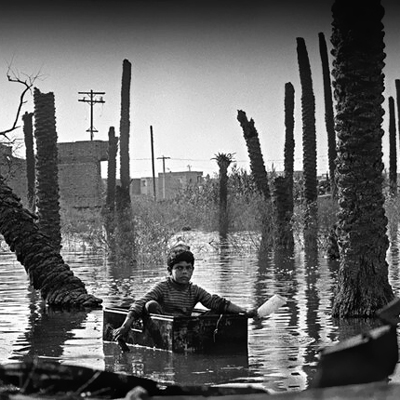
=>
[284,82,295,216]
[23,111,35,212]
[119,59,131,198]
[104,126,118,252]
[237,110,270,200]
[318,32,337,197]
[115,59,136,264]
[106,126,118,212]
[214,153,233,238]
[0,177,102,308]
[272,176,294,249]
[388,96,397,196]
[33,88,62,252]
[296,37,318,205]
[331,0,393,317]
[395,79,400,146]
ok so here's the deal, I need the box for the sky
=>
[1,0,400,179]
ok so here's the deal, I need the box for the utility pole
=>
[157,155,170,199]
[150,126,157,201]
[78,90,105,140]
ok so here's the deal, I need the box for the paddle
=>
[255,294,287,318]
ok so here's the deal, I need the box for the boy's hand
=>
[113,325,129,341]
[244,308,259,319]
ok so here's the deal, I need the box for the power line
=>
[78,90,105,141]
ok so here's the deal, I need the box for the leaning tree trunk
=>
[213,153,233,239]
[284,82,295,217]
[318,32,337,197]
[23,111,35,212]
[331,0,393,317]
[237,110,270,200]
[237,110,273,252]
[0,177,102,308]
[296,37,318,206]
[388,96,397,196]
[33,88,62,252]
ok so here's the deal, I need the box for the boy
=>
[113,243,257,341]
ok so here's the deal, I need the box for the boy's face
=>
[171,261,194,284]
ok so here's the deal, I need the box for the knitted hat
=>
[167,242,194,272]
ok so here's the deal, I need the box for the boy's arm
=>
[196,285,258,317]
[113,312,136,340]
[225,301,245,313]
[113,282,165,340]
[225,301,258,317]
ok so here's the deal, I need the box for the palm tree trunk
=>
[272,176,294,249]
[0,177,102,308]
[237,110,273,251]
[395,79,400,146]
[104,126,118,251]
[33,88,62,252]
[388,96,397,196]
[106,126,118,212]
[119,58,131,208]
[213,153,233,238]
[318,32,337,197]
[116,59,136,264]
[284,82,295,216]
[331,0,393,317]
[237,110,270,200]
[296,37,318,206]
[23,111,35,212]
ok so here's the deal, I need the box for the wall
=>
[158,171,203,200]
[1,141,205,208]
[58,140,108,209]
[0,140,108,210]
[0,144,27,206]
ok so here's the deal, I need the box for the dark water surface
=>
[1,230,400,394]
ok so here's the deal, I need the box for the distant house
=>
[131,170,204,200]
[158,170,203,200]
[137,176,157,198]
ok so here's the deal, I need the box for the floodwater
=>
[0,230,400,394]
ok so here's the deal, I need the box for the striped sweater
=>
[128,277,229,318]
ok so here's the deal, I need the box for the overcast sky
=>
[1,0,399,178]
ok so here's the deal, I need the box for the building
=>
[58,140,108,208]
[1,140,205,207]
[0,143,27,204]
[132,170,204,200]
[0,140,108,210]
[158,171,203,200]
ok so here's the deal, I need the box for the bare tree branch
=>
[0,65,43,138]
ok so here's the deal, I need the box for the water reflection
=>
[103,342,250,386]
[0,230,399,394]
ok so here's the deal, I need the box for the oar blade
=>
[257,294,287,318]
